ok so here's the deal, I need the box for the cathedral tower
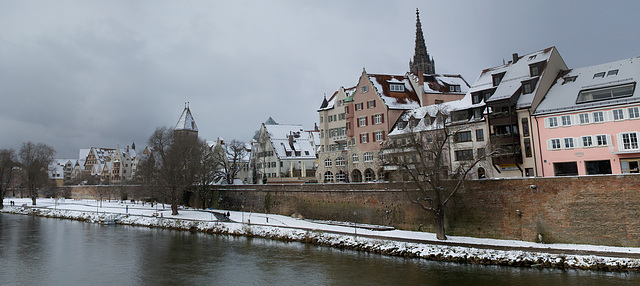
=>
[409,9,435,75]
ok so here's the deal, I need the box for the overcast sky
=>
[1,0,639,158]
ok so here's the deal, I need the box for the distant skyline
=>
[2,0,639,158]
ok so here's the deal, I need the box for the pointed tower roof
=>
[410,8,435,75]
[265,117,278,125]
[175,103,199,132]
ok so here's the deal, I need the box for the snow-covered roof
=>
[263,124,317,160]
[422,74,470,94]
[485,47,555,108]
[534,56,640,115]
[318,86,356,111]
[368,74,420,110]
[175,106,198,132]
[388,101,461,136]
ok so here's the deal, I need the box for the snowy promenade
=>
[3,197,640,271]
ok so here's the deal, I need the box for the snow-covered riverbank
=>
[3,198,640,272]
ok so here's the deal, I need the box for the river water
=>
[1,213,638,285]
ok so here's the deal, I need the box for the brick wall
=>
[65,175,640,247]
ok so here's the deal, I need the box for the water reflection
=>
[0,214,638,286]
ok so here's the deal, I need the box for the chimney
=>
[512,53,519,64]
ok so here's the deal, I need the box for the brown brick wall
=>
[65,175,640,247]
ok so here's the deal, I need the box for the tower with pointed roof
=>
[174,103,199,140]
[409,8,435,75]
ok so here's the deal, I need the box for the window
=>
[336,171,346,182]
[593,72,605,79]
[324,158,332,167]
[554,162,578,176]
[564,138,575,149]
[373,114,383,124]
[522,81,533,94]
[577,83,634,103]
[390,84,405,92]
[613,109,624,120]
[492,72,505,86]
[364,152,373,162]
[579,113,589,124]
[596,134,608,146]
[582,136,593,147]
[529,62,544,77]
[338,113,345,120]
[454,149,474,161]
[358,117,367,127]
[356,103,363,111]
[621,132,639,150]
[593,111,604,123]
[324,171,334,182]
[550,139,561,150]
[361,86,368,93]
[352,153,359,163]
[435,99,444,104]
[548,117,558,128]
[336,157,346,166]
[361,133,368,143]
[629,107,640,119]
[320,115,323,123]
[367,100,376,108]
[476,129,484,141]
[607,69,619,76]
[585,160,612,175]
[472,92,483,104]
[374,131,384,142]
[449,85,461,92]
[621,159,640,174]
[454,131,473,143]
[561,115,571,126]
[521,118,529,137]
[524,138,532,157]
[562,76,577,84]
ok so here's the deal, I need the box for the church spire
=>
[410,8,435,75]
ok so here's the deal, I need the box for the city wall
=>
[62,174,640,247]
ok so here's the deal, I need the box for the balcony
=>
[492,151,523,165]
[332,135,347,142]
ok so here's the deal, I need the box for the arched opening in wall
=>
[324,171,334,183]
[478,167,486,179]
[352,169,362,182]
[336,171,346,182]
[364,169,375,182]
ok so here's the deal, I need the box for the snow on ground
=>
[2,197,640,271]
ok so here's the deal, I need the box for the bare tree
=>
[0,149,17,209]
[138,127,206,215]
[195,141,217,209]
[212,139,248,184]
[18,142,56,205]
[383,107,496,240]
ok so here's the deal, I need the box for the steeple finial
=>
[410,8,435,75]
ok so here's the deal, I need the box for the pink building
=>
[533,57,640,176]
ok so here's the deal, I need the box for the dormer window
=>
[607,69,619,77]
[562,76,577,85]
[472,92,483,104]
[449,85,461,92]
[492,72,505,86]
[593,72,605,79]
[522,79,538,94]
[390,84,405,92]
[577,83,635,103]
[529,61,545,77]
[528,55,537,61]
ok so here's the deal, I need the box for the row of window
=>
[547,132,639,151]
[454,129,485,143]
[546,107,640,128]
[355,100,377,111]
[357,113,385,127]
[323,152,375,166]
[360,131,385,143]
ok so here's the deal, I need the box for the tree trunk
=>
[435,208,447,240]
[171,202,178,215]
[31,196,37,206]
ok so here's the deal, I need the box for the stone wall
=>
[64,174,640,247]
